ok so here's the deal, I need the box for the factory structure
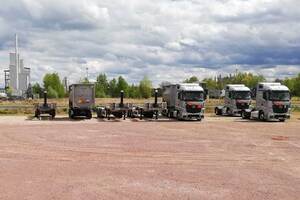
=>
[4,34,30,97]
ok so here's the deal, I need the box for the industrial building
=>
[4,34,30,97]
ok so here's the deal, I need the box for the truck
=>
[68,84,95,119]
[215,84,251,116]
[162,83,206,121]
[242,82,291,122]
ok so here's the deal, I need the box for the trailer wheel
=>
[86,111,92,119]
[68,109,74,119]
[51,111,56,120]
[35,110,40,118]
[215,108,221,115]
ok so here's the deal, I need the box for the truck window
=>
[269,91,290,101]
[182,91,204,101]
[233,91,251,100]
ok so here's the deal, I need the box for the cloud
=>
[0,0,299,87]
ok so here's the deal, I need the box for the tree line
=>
[32,73,153,99]
[31,72,300,99]
[185,72,300,97]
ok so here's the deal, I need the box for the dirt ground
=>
[0,115,299,200]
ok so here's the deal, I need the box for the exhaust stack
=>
[154,89,158,107]
[43,91,48,107]
[120,90,124,107]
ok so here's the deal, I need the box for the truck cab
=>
[243,82,291,121]
[163,83,205,120]
[215,84,251,116]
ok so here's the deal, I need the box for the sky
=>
[0,0,300,86]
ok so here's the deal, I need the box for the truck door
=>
[261,91,269,113]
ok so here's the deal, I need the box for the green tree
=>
[5,86,13,97]
[95,74,109,98]
[109,78,118,97]
[184,76,199,83]
[32,83,43,97]
[139,76,152,98]
[283,73,300,96]
[128,84,140,98]
[116,76,129,97]
[47,86,58,98]
[43,73,65,98]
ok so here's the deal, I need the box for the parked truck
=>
[215,84,251,116]
[242,82,291,122]
[162,83,206,121]
[68,84,95,119]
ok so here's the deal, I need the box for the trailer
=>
[96,90,132,120]
[215,84,251,116]
[242,82,291,122]
[162,83,206,121]
[130,90,167,120]
[34,91,56,119]
[68,84,95,119]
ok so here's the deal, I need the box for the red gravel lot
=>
[0,116,299,200]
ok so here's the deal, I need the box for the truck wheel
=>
[241,111,248,119]
[259,111,265,121]
[279,119,285,122]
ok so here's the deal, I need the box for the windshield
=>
[269,91,290,101]
[233,91,251,100]
[182,91,204,101]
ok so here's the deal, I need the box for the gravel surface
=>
[0,116,299,200]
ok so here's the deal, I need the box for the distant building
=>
[4,34,30,97]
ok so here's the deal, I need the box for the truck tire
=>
[241,111,250,119]
[259,111,265,121]
[279,119,285,122]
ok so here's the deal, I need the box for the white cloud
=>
[0,0,299,87]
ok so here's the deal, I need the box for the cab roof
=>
[226,84,250,91]
[258,82,289,91]
[178,83,204,92]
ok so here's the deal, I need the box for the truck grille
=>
[273,105,289,113]
[236,103,249,110]
[186,105,202,113]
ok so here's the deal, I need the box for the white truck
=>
[242,82,291,122]
[215,84,251,116]
[162,83,206,121]
[68,84,95,119]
